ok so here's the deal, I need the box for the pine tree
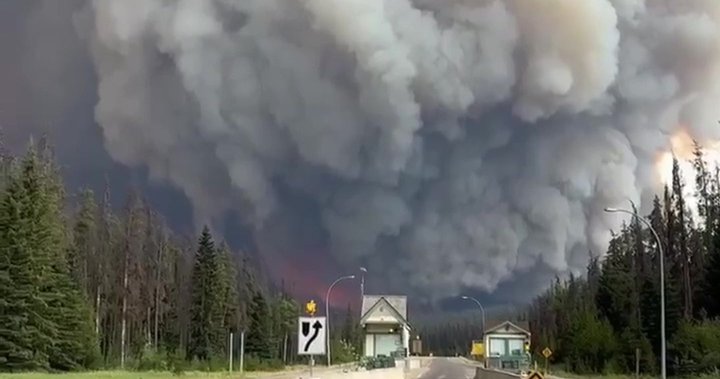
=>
[246,291,274,360]
[0,145,98,371]
[70,190,97,297]
[596,230,635,333]
[0,154,52,371]
[273,296,298,363]
[187,226,220,361]
[342,303,355,344]
[161,244,183,355]
[38,143,99,370]
[671,158,693,319]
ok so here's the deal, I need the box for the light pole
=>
[461,296,486,335]
[360,267,367,299]
[605,206,666,379]
[326,274,356,367]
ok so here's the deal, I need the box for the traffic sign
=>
[298,317,326,355]
[305,300,317,316]
[542,347,553,359]
[471,341,484,356]
[527,370,544,379]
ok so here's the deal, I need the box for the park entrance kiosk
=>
[360,295,411,358]
[483,320,531,371]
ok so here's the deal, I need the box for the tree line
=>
[0,138,360,372]
[528,144,720,376]
[419,318,485,356]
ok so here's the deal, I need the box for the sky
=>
[3,0,720,312]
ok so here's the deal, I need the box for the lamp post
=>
[360,267,367,299]
[605,206,666,379]
[326,274,356,367]
[461,295,486,335]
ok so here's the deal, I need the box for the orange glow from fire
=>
[655,129,696,186]
[655,127,720,187]
[654,126,720,220]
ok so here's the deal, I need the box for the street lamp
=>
[360,267,367,299]
[461,295,486,335]
[605,206,666,379]
[326,274,356,366]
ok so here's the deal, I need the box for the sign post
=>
[228,332,233,372]
[541,347,553,375]
[299,301,325,378]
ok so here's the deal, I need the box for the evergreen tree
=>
[70,189,97,297]
[273,296,298,363]
[671,157,693,320]
[246,291,274,360]
[187,226,221,361]
[0,145,98,371]
[218,244,240,329]
[0,153,52,371]
[41,156,99,371]
[342,303,356,344]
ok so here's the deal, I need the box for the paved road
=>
[416,358,476,379]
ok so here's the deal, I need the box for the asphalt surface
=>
[415,358,476,379]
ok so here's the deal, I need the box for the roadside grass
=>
[0,370,297,379]
[0,372,236,379]
[551,371,720,379]
[0,364,329,379]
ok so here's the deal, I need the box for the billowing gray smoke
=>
[84,0,720,299]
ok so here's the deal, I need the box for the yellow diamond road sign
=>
[471,341,484,356]
[527,370,544,379]
[542,347,553,359]
[305,300,317,316]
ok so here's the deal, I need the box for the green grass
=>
[0,372,236,379]
[0,364,320,379]
[550,371,720,379]
[0,369,306,379]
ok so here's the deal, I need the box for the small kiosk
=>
[360,295,411,358]
[483,320,531,372]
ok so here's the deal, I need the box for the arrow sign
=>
[303,321,322,352]
[297,317,326,355]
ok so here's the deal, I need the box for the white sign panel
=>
[297,317,326,355]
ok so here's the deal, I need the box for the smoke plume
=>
[84,0,720,299]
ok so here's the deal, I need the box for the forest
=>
[0,138,363,372]
[5,134,720,376]
[528,144,720,376]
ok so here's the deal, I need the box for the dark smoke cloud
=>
[7,0,720,302]
[82,0,720,301]
[0,0,194,230]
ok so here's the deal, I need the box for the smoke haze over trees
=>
[0,140,324,371]
[79,0,720,300]
[5,1,720,302]
[5,0,720,374]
